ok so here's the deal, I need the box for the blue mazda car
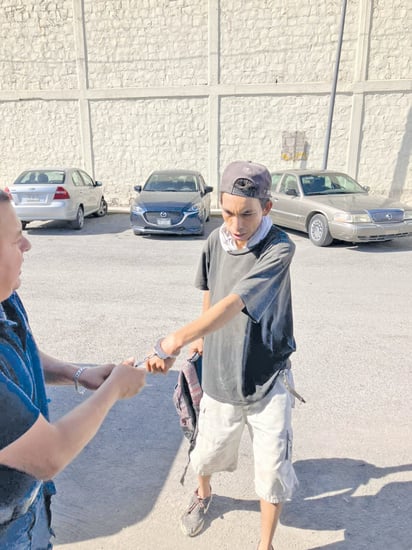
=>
[130,169,213,236]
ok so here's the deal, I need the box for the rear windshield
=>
[15,170,65,185]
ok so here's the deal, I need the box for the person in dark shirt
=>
[146,161,302,550]
[0,190,146,547]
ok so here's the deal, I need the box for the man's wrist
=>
[154,338,180,360]
[73,366,88,394]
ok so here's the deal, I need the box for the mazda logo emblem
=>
[160,211,168,218]
[385,213,392,220]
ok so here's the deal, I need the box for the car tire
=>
[71,206,84,230]
[308,214,333,247]
[21,221,28,230]
[94,198,108,217]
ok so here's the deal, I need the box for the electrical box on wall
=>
[281,131,308,161]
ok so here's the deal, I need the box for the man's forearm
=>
[40,351,77,385]
[162,293,244,355]
[0,378,121,480]
[0,361,145,480]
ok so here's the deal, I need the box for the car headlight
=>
[185,203,201,214]
[132,205,145,215]
[404,210,412,221]
[333,212,371,223]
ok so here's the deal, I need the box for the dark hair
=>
[0,190,10,202]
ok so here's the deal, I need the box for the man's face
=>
[220,193,272,249]
[0,202,31,301]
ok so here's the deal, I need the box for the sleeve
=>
[194,231,218,291]
[231,238,295,323]
[0,373,40,451]
[194,247,209,291]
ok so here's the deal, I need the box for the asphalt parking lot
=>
[19,212,412,550]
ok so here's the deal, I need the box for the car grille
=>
[367,209,404,223]
[145,211,183,225]
[358,233,410,241]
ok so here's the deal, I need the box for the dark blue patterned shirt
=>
[0,292,55,528]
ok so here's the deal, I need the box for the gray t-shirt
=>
[195,225,296,405]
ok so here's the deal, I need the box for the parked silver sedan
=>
[6,168,108,230]
[270,170,412,246]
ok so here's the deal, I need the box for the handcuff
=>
[134,338,179,367]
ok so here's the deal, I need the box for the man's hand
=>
[145,355,176,374]
[188,337,204,357]
[107,358,146,399]
[145,334,180,374]
[78,363,116,390]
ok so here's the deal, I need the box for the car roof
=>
[271,169,349,176]
[148,169,202,176]
[21,168,79,172]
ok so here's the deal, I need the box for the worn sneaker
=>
[180,489,212,537]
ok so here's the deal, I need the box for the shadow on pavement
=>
[48,371,182,544]
[25,212,223,240]
[277,226,412,253]
[24,212,132,236]
[281,458,412,549]
[203,495,259,531]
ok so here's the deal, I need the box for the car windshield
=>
[15,170,65,185]
[143,174,198,192]
[301,173,367,196]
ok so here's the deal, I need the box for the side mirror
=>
[94,180,103,187]
[204,186,214,194]
[134,185,142,193]
[286,188,298,196]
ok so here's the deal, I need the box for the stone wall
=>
[0,0,411,207]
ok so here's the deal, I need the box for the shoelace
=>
[188,493,208,513]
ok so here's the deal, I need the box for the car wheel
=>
[71,206,84,230]
[308,214,333,247]
[95,198,108,217]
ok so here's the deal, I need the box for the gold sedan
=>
[269,170,412,246]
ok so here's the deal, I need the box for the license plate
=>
[22,196,46,204]
[157,218,171,226]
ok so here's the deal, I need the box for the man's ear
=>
[263,200,272,215]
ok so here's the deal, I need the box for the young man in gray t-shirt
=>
[147,160,298,550]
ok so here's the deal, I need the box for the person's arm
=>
[147,292,244,373]
[40,350,116,391]
[0,360,146,480]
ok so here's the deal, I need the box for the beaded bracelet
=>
[73,366,88,395]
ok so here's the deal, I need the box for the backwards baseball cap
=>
[220,160,272,199]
